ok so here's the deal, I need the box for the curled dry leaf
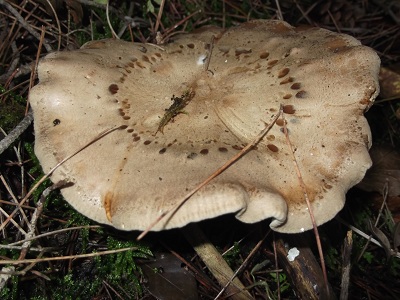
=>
[30,20,380,233]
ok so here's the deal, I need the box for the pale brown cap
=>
[30,20,380,233]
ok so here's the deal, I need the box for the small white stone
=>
[287,247,300,261]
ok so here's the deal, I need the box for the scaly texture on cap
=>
[30,20,380,233]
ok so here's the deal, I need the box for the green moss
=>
[0,85,26,132]
[0,276,19,300]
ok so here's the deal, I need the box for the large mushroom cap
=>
[30,20,380,233]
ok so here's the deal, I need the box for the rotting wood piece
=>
[182,224,252,300]
[275,233,336,300]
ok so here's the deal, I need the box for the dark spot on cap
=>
[155,53,162,57]
[291,83,301,90]
[276,118,286,126]
[259,51,269,59]
[187,152,197,159]
[267,135,275,141]
[136,61,145,68]
[127,128,134,133]
[282,94,292,99]
[133,136,141,142]
[119,125,128,130]
[267,144,279,152]
[283,105,296,114]
[278,67,290,78]
[200,149,209,155]
[109,84,119,94]
[235,48,252,56]
[159,148,167,154]
[144,140,152,145]
[280,77,294,85]
[295,90,307,98]
[53,119,61,126]
[218,147,228,153]
[268,59,278,66]
[142,55,150,62]
[187,43,195,49]
[232,145,243,150]
[123,116,131,120]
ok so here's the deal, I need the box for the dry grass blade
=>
[0,0,52,52]
[183,224,252,300]
[214,230,270,300]
[3,225,101,247]
[154,0,166,34]
[0,111,33,155]
[0,126,125,232]
[0,247,138,265]
[281,112,330,296]
[335,216,400,259]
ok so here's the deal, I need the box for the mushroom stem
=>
[182,224,252,300]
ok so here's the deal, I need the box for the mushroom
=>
[29,20,380,234]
